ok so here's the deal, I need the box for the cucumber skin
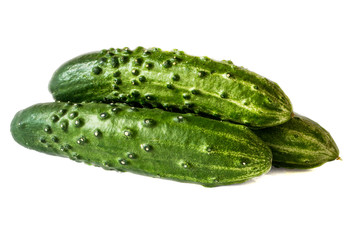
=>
[10,102,272,187]
[254,113,339,169]
[49,47,292,128]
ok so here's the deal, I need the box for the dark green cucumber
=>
[254,113,339,169]
[10,102,272,187]
[49,47,292,128]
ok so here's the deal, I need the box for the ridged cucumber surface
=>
[49,47,292,128]
[10,102,272,187]
[254,113,339,169]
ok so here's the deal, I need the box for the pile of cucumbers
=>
[10,47,339,187]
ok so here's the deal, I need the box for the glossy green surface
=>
[254,113,339,169]
[49,47,292,128]
[11,102,272,187]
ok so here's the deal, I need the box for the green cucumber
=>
[10,102,272,187]
[254,113,339,169]
[49,47,292,128]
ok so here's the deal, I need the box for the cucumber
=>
[49,47,292,128]
[253,113,339,169]
[10,102,272,187]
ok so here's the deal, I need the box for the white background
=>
[1,0,359,239]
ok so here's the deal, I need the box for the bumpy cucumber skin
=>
[11,102,272,187]
[49,47,292,128]
[254,113,339,169]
